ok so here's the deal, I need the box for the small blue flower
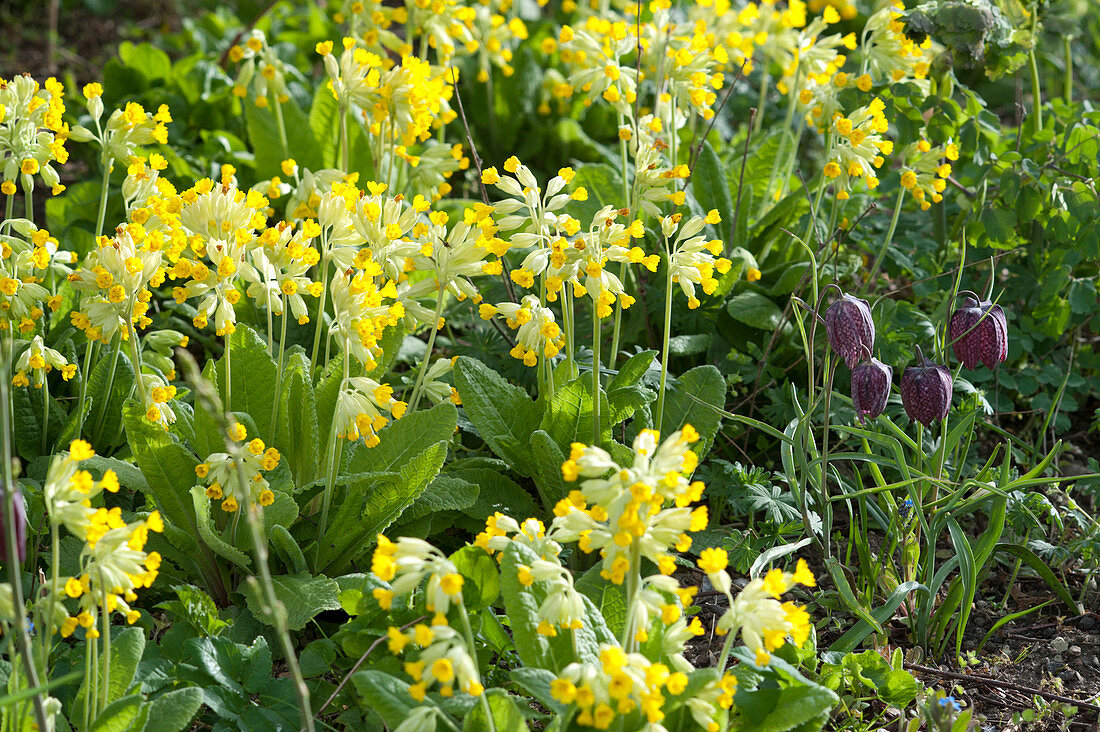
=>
[938,696,961,711]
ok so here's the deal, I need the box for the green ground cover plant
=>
[0,0,1098,728]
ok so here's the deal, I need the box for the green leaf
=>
[566,163,623,224]
[693,142,734,243]
[218,324,279,445]
[309,84,341,169]
[88,349,135,452]
[346,401,456,474]
[269,524,308,575]
[118,41,171,81]
[277,349,319,488]
[606,350,657,426]
[351,670,430,728]
[123,400,202,551]
[190,485,251,569]
[145,687,204,732]
[454,356,542,476]
[828,581,927,653]
[510,668,570,715]
[726,291,784,331]
[731,648,838,731]
[244,573,341,631]
[87,694,145,732]
[660,365,725,462]
[993,543,1081,613]
[317,441,449,574]
[539,376,611,450]
[156,584,228,638]
[840,651,920,708]
[463,689,527,732]
[450,545,500,611]
[246,97,319,178]
[399,475,479,523]
[530,430,568,510]
[76,627,144,713]
[449,465,537,524]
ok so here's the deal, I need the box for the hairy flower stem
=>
[458,604,496,732]
[655,241,674,431]
[620,545,642,652]
[591,311,601,444]
[273,96,289,162]
[562,290,576,379]
[339,103,350,174]
[100,589,111,710]
[607,113,633,372]
[1064,37,1073,102]
[408,287,445,412]
[76,340,98,439]
[0,344,51,732]
[861,187,904,295]
[126,319,147,405]
[317,341,351,562]
[94,153,111,239]
[40,375,50,454]
[1028,11,1043,133]
[309,233,332,377]
[91,337,122,446]
[271,297,288,435]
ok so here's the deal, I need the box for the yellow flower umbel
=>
[69,96,170,168]
[43,440,121,543]
[558,18,639,116]
[11,335,75,388]
[69,226,165,343]
[370,535,488,700]
[823,98,892,200]
[898,138,958,211]
[332,376,407,447]
[698,550,816,666]
[860,3,935,90]
[194,423,282,511]
[551,426,706,588]
[0,75,69,196]
[662,211,733,310]
[228,30,292,107]
[479,295,565,367]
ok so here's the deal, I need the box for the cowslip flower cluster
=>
[194,422,282,513]
[479,294,565,367]
[42,440,162,637]
[0,75,69,195]
[332,376,408,447]
[697,548,815,666]
[662,211,733,309]
[11,335,75,387]
[371,536,487,698]
[860,3,935,89]
[898,138,958,210]
[228,30,292,107]
[69,88,170,166]
[551,426,707,585]
[823,98,891,200]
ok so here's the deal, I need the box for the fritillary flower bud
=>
[825,294,875,369]
[0,487,27,564]
[851,358,892,423]
[949,296,1008,369]
[900,347,952,427]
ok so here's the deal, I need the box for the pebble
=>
[1069,644,1082,654]
[1050,636,1069,653]
[1046,656,1064,672]
[1079,616,1096,631]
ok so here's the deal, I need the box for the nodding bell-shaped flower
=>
[851,358,892,423]
[900,347,953,427]
[949,295,1008,370]
[0,487,27,564]
[825,293,875,370]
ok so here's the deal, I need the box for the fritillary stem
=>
[861,186,905,296]
[0,344,50,732]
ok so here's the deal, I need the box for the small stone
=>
[1046,657,1064,672]
[1079,616,1096,631]
[1069,645,1082,654]
[1050,636,1069,653]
